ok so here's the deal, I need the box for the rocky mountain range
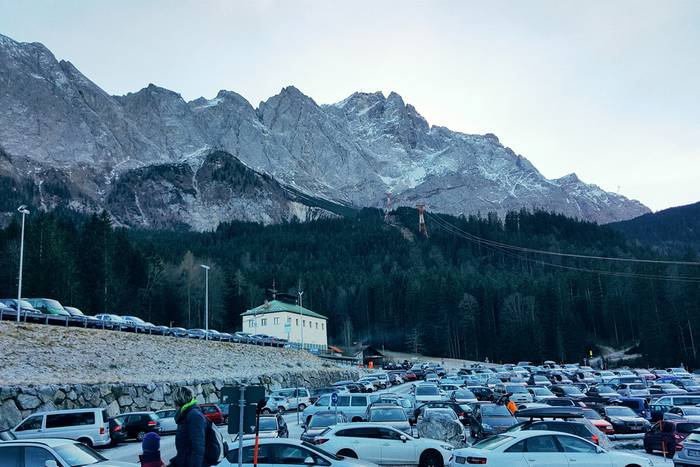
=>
[0,33,650,229]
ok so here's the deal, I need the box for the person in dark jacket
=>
[169,386,208,467]
[140,432,165,467]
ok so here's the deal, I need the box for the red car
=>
[200,404,225,425]
[582,408,614,435]
[403,372,418,382]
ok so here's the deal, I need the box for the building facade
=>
[240,299,328,350]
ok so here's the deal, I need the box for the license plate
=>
[689,449,700,457]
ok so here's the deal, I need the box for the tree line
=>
[0,207,698,367]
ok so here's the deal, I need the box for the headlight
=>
[440,444,453,451]
[455,456,467,464]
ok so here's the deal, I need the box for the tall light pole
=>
[16,205,30,323]
[298,287,304,350]
[201,264,210,339]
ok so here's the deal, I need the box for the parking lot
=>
[96,376,674,466]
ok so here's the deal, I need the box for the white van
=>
[12,408,111,447]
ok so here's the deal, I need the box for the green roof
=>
[241,300,327,320]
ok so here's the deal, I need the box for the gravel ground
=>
[0,321,342,385]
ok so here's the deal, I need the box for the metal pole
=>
[298,290,304,350]
[201,264,210,339]
[16,206,29,323]
[237,385,246,467]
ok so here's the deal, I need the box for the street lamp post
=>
[201,264,210,339]
[298,289,304,350]
[16,205,30,323]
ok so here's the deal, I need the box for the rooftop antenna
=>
[271,278,277,300]
[417,204,428,237]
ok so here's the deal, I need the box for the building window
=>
[287,317,291,324]
[315,322,319,329]
[296,319,299,326]
[303,320,306,327]
[273,317,280,325]
[321,323,325,330]
[248,320,253,328]
[261,318,267,326]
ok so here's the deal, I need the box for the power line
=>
[425,212,700,283]
[425,212,700,267]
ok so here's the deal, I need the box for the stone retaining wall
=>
[0,368,358,430]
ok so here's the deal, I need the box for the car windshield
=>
[600,371,614,376]
[598,386,616,393]
[397,399,412,408]
[427,409,457,420]
[582,409,602,419]
[125,316,146,323]
[309,414,338,428]
[454,390,476,399]
[680,407,700,415]
[370,408,406,421]
[533,388,552,394]
[19,300,35,309]
[606,407,637,417]
[302,441,340,461]
[629,384,647,390]
[259,417,278,431]
[472,435,514,450]
[416,386,439,396]
[68,308,84,315]
[54,442,106,466]
[534,376,548,381]
[562,386,583,395]
[506,385,527,393]
[482,405,512,417]
[659,384,679,389]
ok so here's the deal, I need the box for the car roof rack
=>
[515,407,585,419]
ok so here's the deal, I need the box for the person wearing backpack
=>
[169,386,209,467]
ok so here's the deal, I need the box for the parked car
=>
[365,403,412,434]
[12,408,111,447]
[582,408,615,435]
[674,428,700,466]
[314,423,453,467]
[510,407,608,447]
[644,419,700,458]
[467,386,494,402]
[108,417,127,446]
[169,326,188,337]
[664,405,700,422]
[301,411,348,443]
[25,298,71,317]
[527,386,555,401]
[155,409,178,433]
[269,388,312,411]
[413,384,443,405]
[415,401,472,426]
[615,397,651,420]
[674,378,700,392]
[63,306,99,326]
[94,313,127,329]
[469,403,518,439]
[586,385,621,399]
[187,328,207,339]
[494,384,532,404]
[200,403,225,425]
[303,394,379,423]
[451,389,478,404]
[235,414,288,440]
[114,411,161,440]
[220,438,378,467]
[549,385,586,399]
[651,395,700,421]
[602,406,651,434]
[528,375,552,387]
[0,438,138,466]
[0,299,41,319]
[451,430,650,467]
[122,315,150,332]
[615,382,651,398]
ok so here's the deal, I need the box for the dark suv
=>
[644,420,700,458]
[469,403,517,439]
[113,412,161,440]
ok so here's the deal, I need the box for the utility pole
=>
[16,205,30,322]
[201,264,210,339]
[384,192,392,223]
[417,204,428,237]
[298,281,304,350]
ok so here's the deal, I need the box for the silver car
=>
[0,438,137,466]
[155,409,178,433]
[365,403,411,434]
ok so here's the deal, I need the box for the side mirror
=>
[400,434,408,443]
[45,461,59,467]
[595,446,605,454]
[304,457,315,465]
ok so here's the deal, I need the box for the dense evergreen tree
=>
[0,207,698,366]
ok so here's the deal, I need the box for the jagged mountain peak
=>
[555,173,582,184]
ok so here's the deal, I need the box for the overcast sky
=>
[1,0,698,211]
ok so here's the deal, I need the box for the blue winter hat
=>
[142,432,161,453]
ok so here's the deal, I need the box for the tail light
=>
[314,438,329,445]
[113,425,122,432]
[676,442,684,451]
[591,435,599,445]
[100,427,105,435]
[458,412,465,417]
[467,457,488,464]
[148,420,158,426]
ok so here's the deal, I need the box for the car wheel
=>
[298,403,307,411]
[136,431,146,441]
[337,449,357,459]
[77,437,93,447]
[419,450,443,467]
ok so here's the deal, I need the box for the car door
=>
[24,446,61,467]
[271,443,331,467]
[378,427,415,464]
[13,415,44,439]
[521,435,569,467]
[337,427,382,462]
[556,434,611,467]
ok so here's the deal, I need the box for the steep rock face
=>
[0,33,650,228]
